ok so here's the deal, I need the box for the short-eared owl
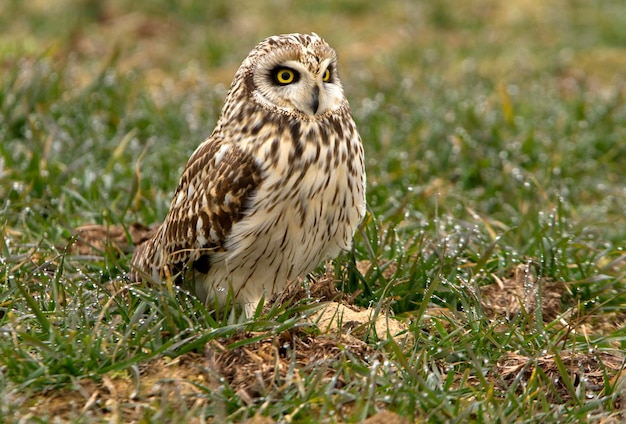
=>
[131,33,366,315]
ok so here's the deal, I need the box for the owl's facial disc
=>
[254,59,343,117]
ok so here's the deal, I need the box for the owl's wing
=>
[131,137,262,281]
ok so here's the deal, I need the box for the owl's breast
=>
[224,123,364,268]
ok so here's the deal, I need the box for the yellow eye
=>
[275,68,296,85]
[323,68,331,82]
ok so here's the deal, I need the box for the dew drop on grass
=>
[12,181,25,192]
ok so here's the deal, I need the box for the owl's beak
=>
[310,85,320,115]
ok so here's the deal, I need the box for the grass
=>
[1,0,626,422]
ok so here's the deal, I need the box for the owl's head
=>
[236,33,347,118]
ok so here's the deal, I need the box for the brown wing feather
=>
[130,138,262,282]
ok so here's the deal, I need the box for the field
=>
[1,0,626,422]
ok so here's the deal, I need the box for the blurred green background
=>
[2,0,624,228]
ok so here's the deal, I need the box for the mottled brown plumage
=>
[131,33,366,315]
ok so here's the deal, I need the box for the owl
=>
[130,33,366,316]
